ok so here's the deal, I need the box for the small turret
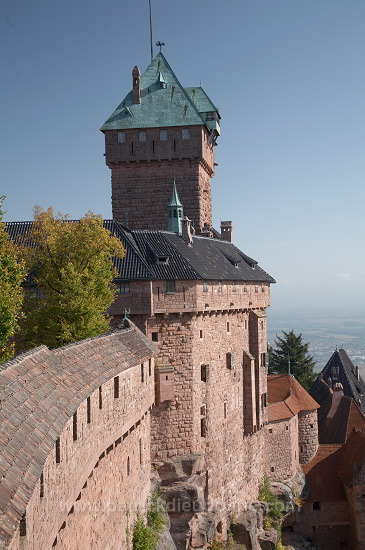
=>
[132,66,141,104]
[167,180,183,234]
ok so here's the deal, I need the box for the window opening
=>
[114,376,120,398]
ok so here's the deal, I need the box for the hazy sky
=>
[2,0,365,313]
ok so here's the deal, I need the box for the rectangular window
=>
[139,438,143,464]
[73,412,77,441]
[232,281,237,292]
[201,418,206,438]
[261,282,265,292]
[87,396,91,424]
[138,130,146,141]
[313,502,321,511]
[151,332,158,342]
[56,437,61,464]
[149,358,152,377]
[244,282,247,292]
[166,280,176,293]
[218,281,223,292]
[224,402,227,419]
[200,329,203,339]
[20,514,27,537]
[255,285,259,293]
[141,363,144,383]
[226,353,234,370]
[227,322,230,333]
[117,281,130,294]
[160,129,168,140]
[114,376,120,398]
[40,472,44,498]
[201,364,209,382]
[99,386,103,409]
[118,131,126,143]
[203,280,208,292]
[182,128,190,140]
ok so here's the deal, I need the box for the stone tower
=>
[101,53,220,232]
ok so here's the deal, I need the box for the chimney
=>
[182,216,193,244]
[327,382,344,419]
[132,66,141,104]
[220,220,233,242]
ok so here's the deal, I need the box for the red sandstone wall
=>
[150,307,268,512]
[265,416,299,479]
[14,361,154,550]
[294,502,350,549]
[298,410,319,465]
[105,126,215,231]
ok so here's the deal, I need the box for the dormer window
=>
[157,256,169,265]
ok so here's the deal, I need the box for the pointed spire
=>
[167,179,183,233]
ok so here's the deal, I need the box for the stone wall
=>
[5,339,155,550]
[265,416,299,480]
[149,306,269,515]
[298,410,319,465]
[294,502,350,549]
[105,126,215,232]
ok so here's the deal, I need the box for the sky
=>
[2,0,365,314]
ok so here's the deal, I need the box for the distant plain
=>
[267,307,365,373]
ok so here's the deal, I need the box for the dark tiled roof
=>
[267,374,319,421]
[6,221,275,284]
[0,325,157,548]
[302,445,346,502]
[316,349,365,411]
[311,379,365,444]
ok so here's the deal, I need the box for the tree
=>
[18,207,125,350]
[269,329,317,390]
[0,196,25,362]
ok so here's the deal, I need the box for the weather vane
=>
[156,41,165,52]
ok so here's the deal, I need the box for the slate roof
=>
[309,378,365,445]
[5,221,275,284]
[0,324,158,548]
[267,374,319,421]
[100,53,220,134]
[311,349,365,411]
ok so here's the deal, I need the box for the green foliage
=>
[132,490,167,550]
[269,329,317,390]
[17,207,125,350]
[132,513,158,550]
[258,475,285,531]
[0,197,25,362]
[147,489,166,534]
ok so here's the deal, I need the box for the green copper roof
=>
[101,53,220,133]
[167,179,183,207]
[167,180,184,234]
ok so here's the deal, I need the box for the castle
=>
[1,52,365,550]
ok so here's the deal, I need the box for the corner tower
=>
[101,53,220,232]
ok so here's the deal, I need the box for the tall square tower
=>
[101,53,220,232]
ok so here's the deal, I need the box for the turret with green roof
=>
[101,53,220,232]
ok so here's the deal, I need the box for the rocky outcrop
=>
[229,501,280,550]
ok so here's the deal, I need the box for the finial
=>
[156,41,165,52]
[123,309,131,329]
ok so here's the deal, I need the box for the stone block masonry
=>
[1,326,157,550]
[105,125,215,232]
